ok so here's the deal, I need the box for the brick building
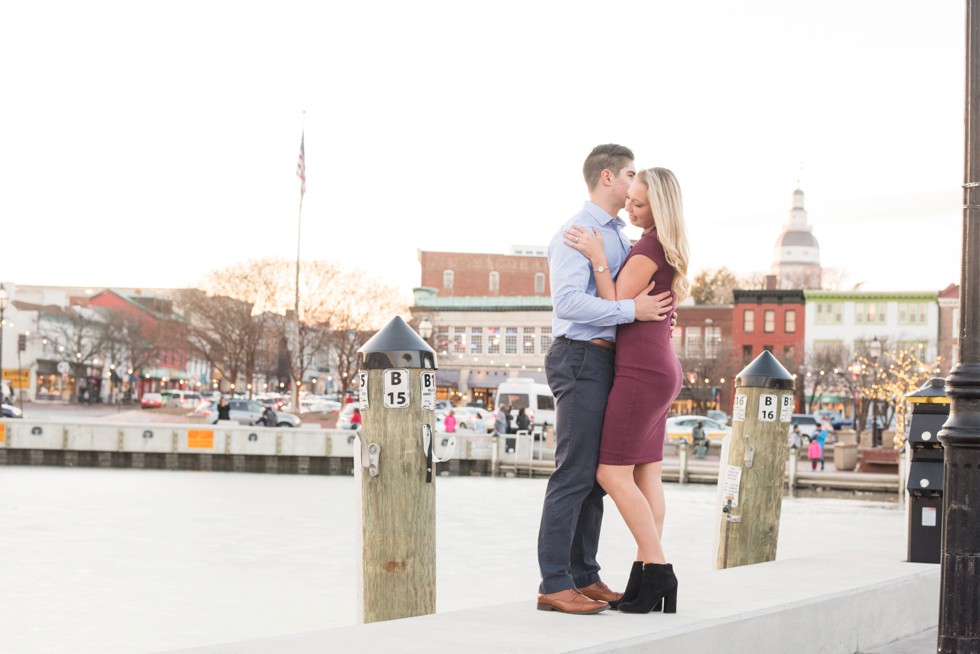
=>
[732,289,807,410]
[418,249,551,299]
[412,248,553,408]
[672,303,737,415]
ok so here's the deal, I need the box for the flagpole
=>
[294,112,306,411]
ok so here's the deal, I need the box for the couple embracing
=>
[536,144,691,615]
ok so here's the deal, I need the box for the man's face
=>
[608,162,636,212]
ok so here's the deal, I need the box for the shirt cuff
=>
[620,299,636,324]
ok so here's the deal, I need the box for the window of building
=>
[815,302,843,325]
[855,302,887,324]
[899,341,927,359]
[672,328,683,355]
[953,307,960,337]
[785,310,797,333]
[505,327,518,354]
[489,271,500,292]
[813,340,844,357]
[534,272,545,294]
[764,310,775,333]
[453,327,466,354]
[898,303,927,325]
[742,345,753,362]
[443,270,454,290]
[705,326,721,358]
[743,309,755,333]
[436,326,449,353]
[522,328,536,354]
[783,344,796,368]
[763,345,774,353]
[540,327,553,352]
[469,327,482,354]
[685,327,702,358]
[487,327,500,354]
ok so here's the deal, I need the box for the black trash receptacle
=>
[905,377,949,564]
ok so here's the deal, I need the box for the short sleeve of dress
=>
[629,230,667,267]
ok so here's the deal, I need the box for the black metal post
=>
[937,2,980,650]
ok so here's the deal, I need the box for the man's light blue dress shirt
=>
[548,201,635,342]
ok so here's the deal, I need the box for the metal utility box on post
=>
[905,377,949,564]
[716,351,795,569]
[355,316,449,624]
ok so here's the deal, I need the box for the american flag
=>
[296,132,306,199]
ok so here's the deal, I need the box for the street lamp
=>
[869,336,883,447]
[0,286,7,403]
[418,317,433,341]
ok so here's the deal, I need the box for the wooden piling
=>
[716,351,795,569]
[355,317,438,624]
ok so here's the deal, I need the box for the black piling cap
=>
[905,376,949,402]
[735,350,795,390]
[358,316,437,370]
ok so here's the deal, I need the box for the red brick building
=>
[732,289,806,409]
[672,304,737,415]
[419,250,551,298]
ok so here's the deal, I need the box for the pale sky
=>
[0,1,966,304]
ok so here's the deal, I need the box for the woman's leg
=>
[596,463,665,564]
[633,461,666,540]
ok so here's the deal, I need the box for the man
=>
[536,144,674,615]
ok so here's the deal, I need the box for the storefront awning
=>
[436,370,460,387]
[467,370,511,389]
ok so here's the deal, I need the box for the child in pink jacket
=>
[808,436,823,471]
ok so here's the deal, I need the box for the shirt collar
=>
[583,201,626,228]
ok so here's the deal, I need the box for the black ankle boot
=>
[617,563,677,614]
[609,561,642,610]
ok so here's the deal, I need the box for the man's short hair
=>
[583,144,634,191]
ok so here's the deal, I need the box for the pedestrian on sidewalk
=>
[808,435,823,471]
[692,421,708,459]
[814,423,828,471]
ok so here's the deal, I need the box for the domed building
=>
[772,187,822,289]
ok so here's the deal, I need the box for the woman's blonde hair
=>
[638,167,690,302]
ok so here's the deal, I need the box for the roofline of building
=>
[803,290,938,301]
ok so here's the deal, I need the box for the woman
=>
[217,396,231,421]
[564,167,689,614]
[516,407,531,432]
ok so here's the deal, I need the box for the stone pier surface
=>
[0,469,938,653]
[168,552,937,653]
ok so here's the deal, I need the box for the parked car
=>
[665,415,731,443]
[790,414,819,439]
[435,400,455,411]
[300,398,341,414]
[811,410,854,431]
[160,390,203,408]
[1,403,24,418]
[203,399,301,427]
[140,393,163,409]
[443,406,492,432]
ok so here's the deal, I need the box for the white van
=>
[493,377,556,428]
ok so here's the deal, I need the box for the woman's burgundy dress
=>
[599,229,683,465]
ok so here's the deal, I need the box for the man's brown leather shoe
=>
[577,581,623,603]
[536,589,609,614]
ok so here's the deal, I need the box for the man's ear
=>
[600,169,612,186]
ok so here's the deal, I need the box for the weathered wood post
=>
[678,439,689,485]
[354,316,449,624]
[716,351,795,569]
